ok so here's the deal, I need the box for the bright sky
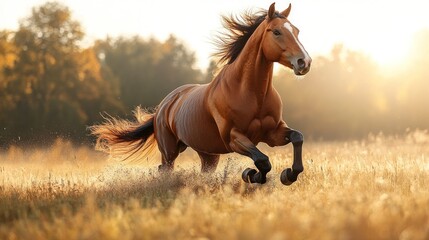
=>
[1,0,428,70]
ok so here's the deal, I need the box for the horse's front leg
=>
[267,123,304,185]
[229,128,272,184]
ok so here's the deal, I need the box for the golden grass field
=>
[0,131,428,240]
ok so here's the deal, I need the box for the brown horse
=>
[90,2,311,185]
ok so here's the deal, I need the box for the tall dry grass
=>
[0,132,428,240]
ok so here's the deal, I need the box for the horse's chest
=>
[245,116,277,141]
[231,100,280,132]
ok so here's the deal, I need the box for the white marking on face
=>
[283,22,311,65]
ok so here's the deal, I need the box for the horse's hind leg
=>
[156,127,181,172]
[197,152,220,173]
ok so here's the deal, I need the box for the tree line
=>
[0,2,204,146]
[1,2,428,146]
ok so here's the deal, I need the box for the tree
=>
[95,35,203,110]
[204,60,219,83]
[0,31,17,116]
[1,2,122,144]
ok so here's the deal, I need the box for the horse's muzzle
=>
[293,57,311,76]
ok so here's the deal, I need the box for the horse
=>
[90,2,311,185]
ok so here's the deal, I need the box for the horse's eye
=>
[273,29,281,36]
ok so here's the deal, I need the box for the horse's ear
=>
[268,2,276,20]
[281,3,292,18]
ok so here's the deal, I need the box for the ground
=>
[0,131,428,240]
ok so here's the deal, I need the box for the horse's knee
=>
[288,130,304,144]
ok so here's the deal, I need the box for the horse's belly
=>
[173,89,229,154]
[178,120,229,154]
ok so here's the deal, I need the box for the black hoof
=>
[280,168,294,186]
[242,168,257,183]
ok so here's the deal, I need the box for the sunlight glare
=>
[367,33,412,68]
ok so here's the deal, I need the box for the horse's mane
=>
[213,9,284,65]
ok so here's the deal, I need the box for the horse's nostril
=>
[297,58,306,69]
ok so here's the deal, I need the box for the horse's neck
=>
[226,29,273,99]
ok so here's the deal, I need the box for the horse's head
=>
[262,3,311,75]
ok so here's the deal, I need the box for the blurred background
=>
[0,0,428,146]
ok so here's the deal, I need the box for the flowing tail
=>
[89,107,157,161]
